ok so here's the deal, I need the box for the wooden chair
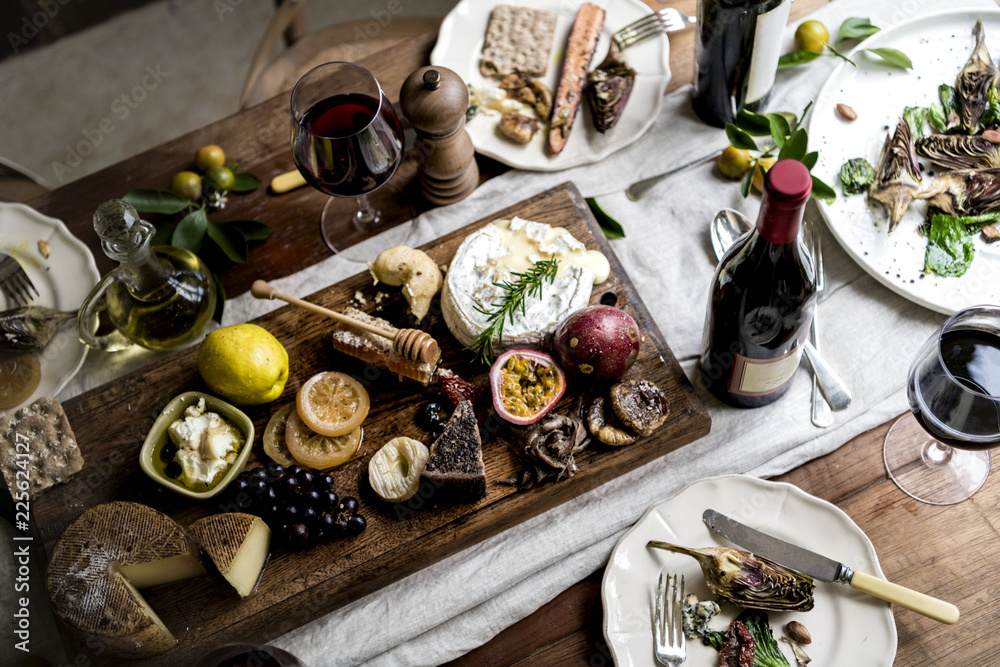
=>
[0,156,51,203]
[240,0,443,109]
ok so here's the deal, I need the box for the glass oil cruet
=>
[77,199,216,351]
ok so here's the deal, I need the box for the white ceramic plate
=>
[0,203,99,415]
[602,474,897,667]
[430,0,671,171]
[810,9,1000,314]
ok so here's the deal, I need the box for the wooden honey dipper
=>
[250,280,440,365]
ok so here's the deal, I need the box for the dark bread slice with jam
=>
[421,400,486,501]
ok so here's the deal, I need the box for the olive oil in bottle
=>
[78,200,216,352]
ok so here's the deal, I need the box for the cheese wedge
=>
[188,513,271,598]
[46,502,206,658]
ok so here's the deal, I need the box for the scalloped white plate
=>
[810,9,1000,314]
[0,203,99,415]
[430,0,671,171]
[602,474,897,666]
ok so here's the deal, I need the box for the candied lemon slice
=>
[296,371,370,437]
[262,404,297,467]
[285,409,362,470]
[369,437,429,503]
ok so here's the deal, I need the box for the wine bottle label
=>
[728,344,803,396]
[745,0,792,104]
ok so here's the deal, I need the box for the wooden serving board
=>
[37,182,710,665]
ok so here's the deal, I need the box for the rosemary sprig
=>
[468,258,559,364]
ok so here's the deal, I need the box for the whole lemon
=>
[752,157,777,193]
[205,165,235,191]
[717,146,755,179]
[795,20,829,54]
[198,323,289,405]
[195,145,226,172]
[171,171,203,201]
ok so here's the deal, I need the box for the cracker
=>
[0,396,83,498]
[480,4,558,78]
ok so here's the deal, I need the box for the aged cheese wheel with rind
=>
[46,501,206,658]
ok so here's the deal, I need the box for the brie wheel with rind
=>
[188,513,271,598]
[369,436,429,502]
[46,501,206,658]
[442,217,610,350]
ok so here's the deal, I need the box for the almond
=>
[983,129,1000,143]
[836,103,857,121]
[785,620,812,644]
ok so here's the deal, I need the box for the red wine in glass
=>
[909,327,1000,450]
[290,62,405,253]
[293,93,403,197]
[884,305,1000,504]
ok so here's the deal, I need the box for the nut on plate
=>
[784,620,812,644]
[836,103,857,120]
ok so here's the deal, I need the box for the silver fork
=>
[805,221,833,428]
[653,570,686,666]
[0,253,38,306]
[614,8,695,50]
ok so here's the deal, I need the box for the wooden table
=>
[26,0,992,664]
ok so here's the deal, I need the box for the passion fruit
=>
[552,306,640,381]
[490,349,567,425]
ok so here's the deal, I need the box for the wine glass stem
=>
[922,440,953,467]
[355,193,381,226]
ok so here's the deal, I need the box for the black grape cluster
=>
[224,462,366,548]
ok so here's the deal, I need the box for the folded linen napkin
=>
[55,0,996,664]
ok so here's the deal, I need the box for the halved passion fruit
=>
[490,349,567,425]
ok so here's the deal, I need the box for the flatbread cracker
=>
[480,4,558,77]
[0,396,82,498]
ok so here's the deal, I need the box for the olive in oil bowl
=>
[140,391,254,500]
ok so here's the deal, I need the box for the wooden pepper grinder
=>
[399,66,478,205]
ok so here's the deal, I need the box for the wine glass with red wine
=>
[884,305,1000,504]
[290,62,404,253]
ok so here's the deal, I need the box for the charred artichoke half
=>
[647,541,815,612]
[1,306,77,352]
[585,42,636,133]
[955,20,999,131]
[921,167,1000,216]
[916,134,1000,170]
[868,117,923,232]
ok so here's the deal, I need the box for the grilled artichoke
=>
[648,541,815,612]
[921,167,1000,216]
[585,42,636,133]
[955,21,999,131]
[868,117,924,231]
[916,133,1000,170]
[1,306,77,352]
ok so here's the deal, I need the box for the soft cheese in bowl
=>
[442,217,610,351]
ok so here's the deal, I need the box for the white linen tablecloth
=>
[54,0,996,664]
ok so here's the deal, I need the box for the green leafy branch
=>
[724,104,836,202]
[779,17,913,72]
[468,258,559,365]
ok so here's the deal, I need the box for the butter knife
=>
[703,509,959,624]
